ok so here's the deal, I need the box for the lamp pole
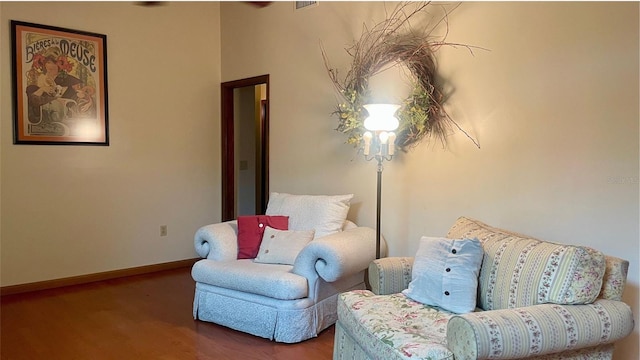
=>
[375,158,383,259]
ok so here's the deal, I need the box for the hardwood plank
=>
[1,267,335,360]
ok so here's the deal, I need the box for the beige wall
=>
[1,2,221,284]
[1,1,637,358]
[220,2,638,358]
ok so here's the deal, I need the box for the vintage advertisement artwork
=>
[11,21,108,145]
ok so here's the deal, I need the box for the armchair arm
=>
[193,220,238,261]
[368,257,414,295]
[293,227,376,282]
[447,299,635,360]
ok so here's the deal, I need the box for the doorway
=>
[221,75,269,221]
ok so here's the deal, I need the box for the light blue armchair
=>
[191,192,382,343]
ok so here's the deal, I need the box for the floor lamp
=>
[362,104,400,259]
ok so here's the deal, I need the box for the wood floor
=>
[1,267,335,360]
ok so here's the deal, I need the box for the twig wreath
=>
[322,2,481,152]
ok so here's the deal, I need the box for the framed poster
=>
[11,21,109,145]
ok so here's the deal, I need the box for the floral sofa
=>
[333,216,635,360]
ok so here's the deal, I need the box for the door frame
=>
[221,74,270,221]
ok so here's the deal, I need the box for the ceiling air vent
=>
[295,1,318,11]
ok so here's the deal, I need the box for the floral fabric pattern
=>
[446,217,607,309]
[598,256,629,301]
[447,299,633,359]
[337,218,633,360]
[338,290,454,360]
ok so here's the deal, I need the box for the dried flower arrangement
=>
[322,1,481,152]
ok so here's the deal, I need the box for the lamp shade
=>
[363,104,400,131]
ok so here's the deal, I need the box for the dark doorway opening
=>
[221,75,269,221]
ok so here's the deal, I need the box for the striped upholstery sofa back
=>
[446,217,626,311]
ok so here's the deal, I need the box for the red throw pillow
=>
[237,215,289,259]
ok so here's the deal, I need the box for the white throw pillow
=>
[254,226,315,265]
[403,236,483,314]
[265,192,353,239]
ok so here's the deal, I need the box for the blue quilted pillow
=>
[403,236,483,314]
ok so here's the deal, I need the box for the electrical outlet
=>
[160,225,168,236]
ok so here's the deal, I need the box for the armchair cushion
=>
[254,227,315,265]
[265,192,353,239]
[403,236,483,314]
[237,215,289,259]
[192,259,308,300]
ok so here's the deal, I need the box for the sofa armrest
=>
[194,220,238,261]
[368,257,414,295]
[293,227,376,282]
[447,299,635,360]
